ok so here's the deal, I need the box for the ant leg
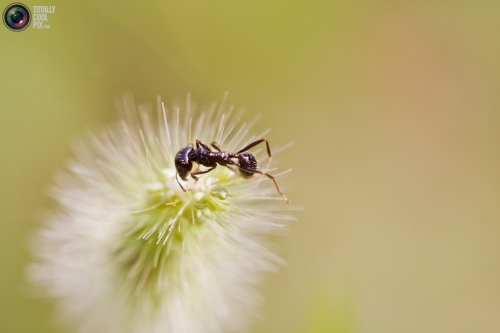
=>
[196,139,212,151]
[210,141,222,152]
[235,164,290,204]
[237,138,272,161]
[224,164,238,174]
[176,173,187,192]
[190,165,216,181]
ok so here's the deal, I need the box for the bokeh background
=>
[1,1,500,332]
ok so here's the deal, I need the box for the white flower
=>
[29,94,295,333]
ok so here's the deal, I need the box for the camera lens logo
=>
[3,3,31,31]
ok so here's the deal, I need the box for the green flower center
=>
[111,168,234,302]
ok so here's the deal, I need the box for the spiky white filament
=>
[29,94,295,333]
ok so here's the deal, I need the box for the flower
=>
[29,94,294,333]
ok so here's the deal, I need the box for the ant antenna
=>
[176,173,187,192]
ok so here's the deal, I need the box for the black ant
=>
[175,138,290,204]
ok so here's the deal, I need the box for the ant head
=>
[238,152,258,178]
[175,146,194,180]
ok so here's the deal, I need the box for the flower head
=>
[29,94,294,333]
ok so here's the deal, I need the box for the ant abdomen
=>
[238,152,258,178]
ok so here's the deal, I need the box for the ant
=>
[175,138,290,204]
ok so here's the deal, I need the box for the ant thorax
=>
[193,148,218,167]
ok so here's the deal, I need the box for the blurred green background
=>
[1,1,500,332]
